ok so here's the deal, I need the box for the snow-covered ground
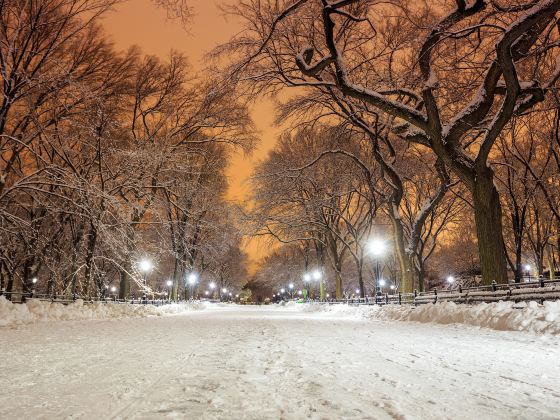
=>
[0,296,208,327]
[1,304,559,419]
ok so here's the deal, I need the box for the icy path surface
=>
[1,306,559,419]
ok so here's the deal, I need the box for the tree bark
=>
[472,168,509,284]
[388,208,414,293]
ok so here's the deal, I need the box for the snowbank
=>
[0,296,208,328]
[294,300,560,335]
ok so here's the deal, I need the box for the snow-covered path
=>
[1,305,559,419]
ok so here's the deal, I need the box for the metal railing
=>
[0,291,178,306]
[314,278,560,306]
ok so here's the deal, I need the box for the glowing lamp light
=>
[288,283,294,289]
[312,270,321,280]
[280,288,285,294]
[303,274,311,282]
[139,259,152,272]
[355,288,360,294]
[187,273,197,285]
[110,286,117,292]
[368,239,386,256]
[31,277,38,284]
[235,294,239,298]
[166,280,173,287]
[524,264,531,271]
[447,276,455,284]
[209,282,216,290]
[297,290,302,295]
[378,279,386,287]
[204,290,209,295]
[390,285,396,290]
[326,293,330,298]
[222,288,227,293]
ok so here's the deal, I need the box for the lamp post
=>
[367,239,386,301]
[139,259,152,302]
[302,273,311,300]
[524,264,531,282]
[378,278,386,293]
[312,269,323,300]
[187,273,197,300]
[288,282,294,298]
[209,281,216,299]
[221,287,227,301]
[166,280,173,301]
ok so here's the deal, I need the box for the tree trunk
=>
[388,211,414,293]
[472,169,509,285]
[334,270,342,299]
[171,258,180,301]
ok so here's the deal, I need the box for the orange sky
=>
[103,0,279,265]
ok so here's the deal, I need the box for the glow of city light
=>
[312,270,321,280]
[355,288,360,294]
[166,280,173,287]
[303,273,311,282]
[110,286,116,292]
[31,277,38,284]
[378,279,386,287]
[204,290,209,295]
[288,283,294,289]
[447,276,455,284]
[390,285,396,290]
[209,282,216,289]
[524,264,531,271]
[222,288,227,293]
[280,288,285,293]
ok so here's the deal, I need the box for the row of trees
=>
[220,0,560,298]
[0,0,252,300]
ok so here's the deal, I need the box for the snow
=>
[1,305,559,419]
[292,300,560,335]
[0,296,207,327]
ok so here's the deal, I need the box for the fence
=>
[0,291,178,306]
[322,278,560,306]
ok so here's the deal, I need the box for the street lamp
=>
[165,280,173,301]
[303,273,311,300]
[280,288,285,294]
[367,238,386,300]
[32,277,38,284]
[139,259,152,272]
[367,239,386,256]
[110,286,117,293]
[186,273,197,299]
[447,276,455,284]
[288,282,294,298]
[524,264,531,281]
